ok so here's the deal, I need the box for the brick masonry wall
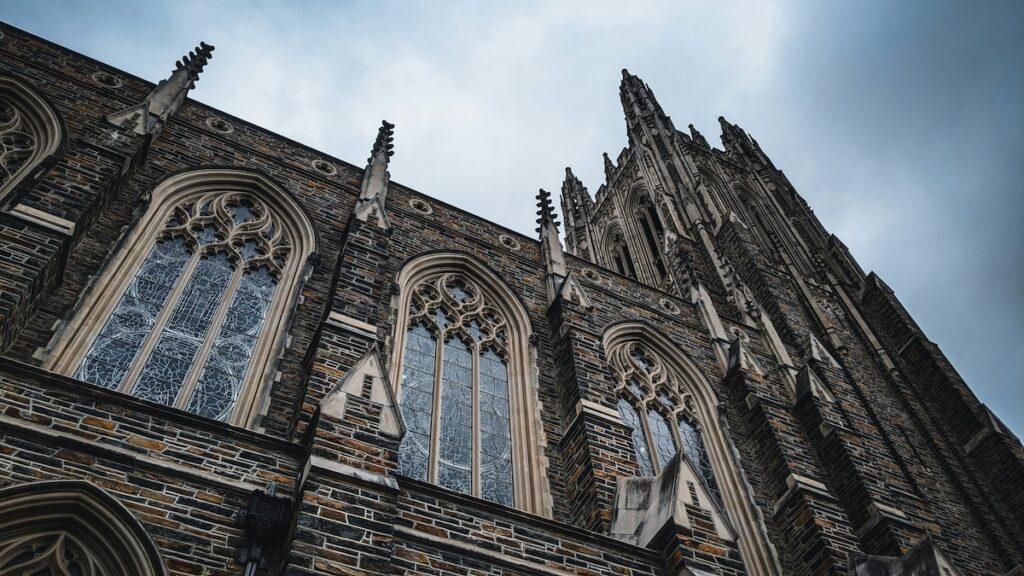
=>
[0,21,1022,576]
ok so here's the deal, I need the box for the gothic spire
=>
[107,41,215,136]
[560,167,593,225]
[718,116,769,168]
[356,120,396,229]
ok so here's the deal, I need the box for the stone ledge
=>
[398,475,660,564]
[0,413,267,496]
[0,358,302,455]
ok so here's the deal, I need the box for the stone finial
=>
[689,123,710,149]
[368,120,395,165]
[537,188,567,301]
[175,41,215,89]
[356,120,396,229]
[535,188,560,234]
[603,152,616,181]
[107,41,215,136]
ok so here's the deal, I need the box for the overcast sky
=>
[6,1,1022,434]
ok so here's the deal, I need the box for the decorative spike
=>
[106,40,215,136]
[369,120,396,163]
[603,152,615,181]
[535,188,559,233]
[176,41,215,89]
[356,119,396,229]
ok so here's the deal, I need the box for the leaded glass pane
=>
[398,324,437,480]
[618,397,654,476]
[679,415,722,507]
[648,408,677,469]
[133,253,233,406]
[75,238,190,389]
[479,350,513,506]
[437,338,473,495]
[186,266,277,421]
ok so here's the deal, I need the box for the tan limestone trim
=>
[0,76,63,203]
[307,455,399,491]
[394,525,574,576]
[7,203,75,235]
[326,311,378,336]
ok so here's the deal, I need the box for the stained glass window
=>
[396,273,516,507]
[608,341,723,503]
[649,408,677,469]
[680,414,722,506]
[618,397,654,476]
[73,191,289,423]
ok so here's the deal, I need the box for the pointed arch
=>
[0,76,64,204]
[600,221,638,279]
[603,321,782,576]
[46,168,318,427]
[0,480,165,576]
[390,251,551,517]
[626,184,667,282]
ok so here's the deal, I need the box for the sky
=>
[5,0,1022,434]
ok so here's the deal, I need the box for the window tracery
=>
[73,191,287,421]
[609,340,722,505]
[397,273,515,506]
[48,169,316,428]
[0,532,109,576]
[0,77,62,202]
[0,480,165,576]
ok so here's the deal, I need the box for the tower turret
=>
[560,167,596,260]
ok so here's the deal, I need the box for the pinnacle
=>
[535,188,560,233]
[175,41,215,88]
[369,120,395,163]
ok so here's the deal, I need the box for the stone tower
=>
[0,23,1020,576]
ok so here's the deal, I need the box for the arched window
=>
[0,480,165,576]
[632,190,667,281]
[604,323,781,576]
[391,254,550,516]
[0,77,63,202]
[46,169,316,427]
[609,341,721,505]
[604,225,637,279]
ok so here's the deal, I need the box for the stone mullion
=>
[172,261,245,411]
[120,249,204,395]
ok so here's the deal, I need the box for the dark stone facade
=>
[0,22,1021,576]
